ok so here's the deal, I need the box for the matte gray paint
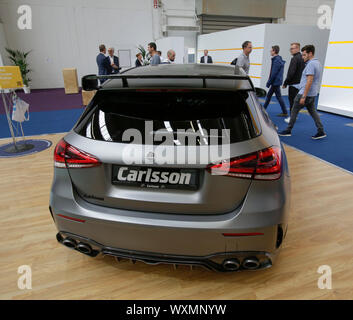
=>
[50,64,290,267]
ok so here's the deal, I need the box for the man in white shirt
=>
[157,51,165,62]
[200,50,213,64]
[163,50,176,64]
[104,47,120,74]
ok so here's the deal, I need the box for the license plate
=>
[112,165,199,190]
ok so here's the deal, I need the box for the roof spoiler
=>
[82,73,253,91]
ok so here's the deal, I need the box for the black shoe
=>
[277,113,289,117]
[278,129,292,136]
[312,131,327,140]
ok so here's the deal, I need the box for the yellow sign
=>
[0,66,24,89]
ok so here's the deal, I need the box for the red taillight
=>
[54,138,101,169]
[222,232,264,237]
[207,146,282,181]
[255,147,282,180]
[57,214,85,223]
[207,152,257,179]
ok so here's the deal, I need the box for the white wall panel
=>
[0,0,154,88]
[0,22,8,66]
[156,37,184,64]
[263,24,330,95]
[281,0,336,26]
[197,23,329,92]
[197,24,266,87]
[318,0,353,118]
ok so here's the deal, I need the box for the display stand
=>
[1,89,34,153]
[0,66,34,154]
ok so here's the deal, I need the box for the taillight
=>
[254,147,282,180]
[207,146,282,181]
[54,138,101,169]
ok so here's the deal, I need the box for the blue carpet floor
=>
[261,96,353,174]
[0,108,84,138]
[1,97,352,174]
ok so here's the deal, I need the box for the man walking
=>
[283,43,305,123]
[96,44,107,83]
[200,49,213,64]
[263,45,288,117]
[279,45,326,139]
[235,41,252,74]
[148,42,161,65]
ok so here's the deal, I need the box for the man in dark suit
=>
[96,44,107,83]
[135,53,143,67]
[200,49,213,64]
[104,47,120,74]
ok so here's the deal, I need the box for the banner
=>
[0,66,23,89]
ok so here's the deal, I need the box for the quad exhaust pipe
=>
[76,242,92,255]
[59,233,262,271]
[222,256,261,271]
[62,238,77,249]
[242,256,260,270]
[62,237,92,255]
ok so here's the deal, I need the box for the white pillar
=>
[0,23,8,66]
[151,0,162,41]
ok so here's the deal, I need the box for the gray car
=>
[50,64,290,272]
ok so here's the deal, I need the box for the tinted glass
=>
[75,90,259,145]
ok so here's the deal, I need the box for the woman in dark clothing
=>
[135,53,144,67]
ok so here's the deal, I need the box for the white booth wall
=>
[156,37,184,64]
[318,0,353,118]
[0,0,155,89]
[197,24,265,88]
[262,24,330,95]
[197,24,330,94]
[280,0,336,26]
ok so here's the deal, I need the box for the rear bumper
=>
[56,231,275,272]
[50,168,290,270]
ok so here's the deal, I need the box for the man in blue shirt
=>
[148,42,161,65]
[263,45,288,116]
[279,45,326,140]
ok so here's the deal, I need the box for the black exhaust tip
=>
[62,238,77,249]
[76,242,92,255]
[242,256,260,270]
[222,258,240,271]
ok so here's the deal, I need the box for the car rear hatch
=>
[60,89,267,215]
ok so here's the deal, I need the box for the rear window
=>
[75,90,260,145]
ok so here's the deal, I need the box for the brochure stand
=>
[0,66,34,153]
[1,89,34,153]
